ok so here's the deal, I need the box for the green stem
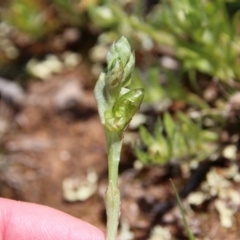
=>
[105,129,123,240]
[106,129,123,187]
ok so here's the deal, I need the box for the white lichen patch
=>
[118,220,134,240]
[148,226,171,240]
[129,113,147,130]
[27,52,81,80]
[62,169,98,202]
[62,51,82,68]
[222,144,237,160]
[189,166,240,228]
[215,199,237,228]
[187,191,208,205]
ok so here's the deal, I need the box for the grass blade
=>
[170,179,195,240]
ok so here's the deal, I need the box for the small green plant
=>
[3,0,84,40]
[4,0,56,39]
[94,36,144,240]
[135,112,218,165]
[131,65,210,109]
[148,0,240,81]
[89,1,240,85]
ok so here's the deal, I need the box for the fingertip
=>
[0,198,105,240]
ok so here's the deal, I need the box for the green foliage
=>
[5,0,239,85]
[147,0,240,81]
[135,112,218,165]
[3,0,84,39]
[88,0,240,84]
[104,88,144,132]
[131,65,210,110]
[3,0,55,38]
[51,0,84,25]
[88,5,119,29]
[131,65,166,103]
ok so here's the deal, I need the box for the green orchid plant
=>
[94,36,144,240]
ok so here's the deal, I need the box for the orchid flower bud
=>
[95,36,144,133]
[104,88,144,132]
[114,36,132,67]
[122,51,135,87]
[105,59,124,97]
[106,37,134,93]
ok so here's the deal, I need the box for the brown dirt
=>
[0,67,107,230]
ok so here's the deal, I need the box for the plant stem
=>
[105,129,123,240]
[106,129,123,187]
